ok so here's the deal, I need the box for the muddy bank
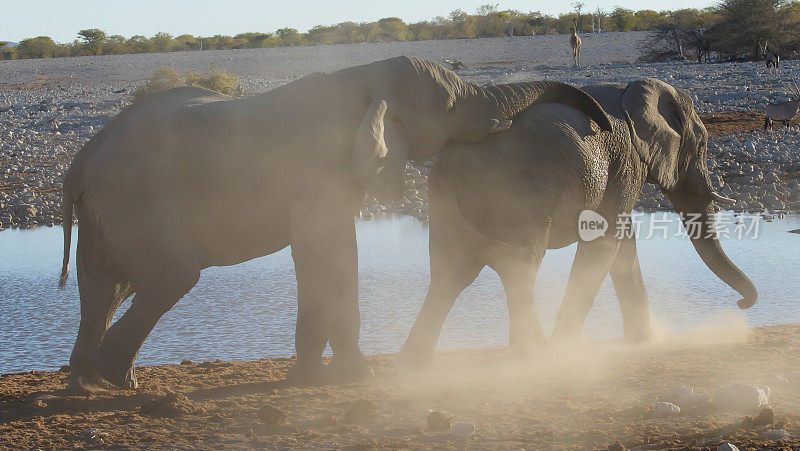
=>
[1,324,799,449]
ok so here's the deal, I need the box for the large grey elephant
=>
[399,78,757,365]
[59,56,613,390]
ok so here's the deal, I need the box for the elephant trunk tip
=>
[737,295,757,309]
[734,273,757,309]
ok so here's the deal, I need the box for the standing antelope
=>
[765,77,800,133]
[570,18,582,67]
[763,42,780,74]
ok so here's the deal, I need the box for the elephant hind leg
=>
[492,219,550,359]
[93,236,200,389]
[69,236,133,392]
[552,238,621,343]
[496,259,547,359]
[399,225,484,369]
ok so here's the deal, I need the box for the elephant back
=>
[581,82,627,118]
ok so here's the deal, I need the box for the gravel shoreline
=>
[2,33,799,231]
[2,324,799,449]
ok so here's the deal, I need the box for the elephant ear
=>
[621,78,689,191]
[352,97,409,203]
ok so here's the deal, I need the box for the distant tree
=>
[150,32,173,52]
[16,36,57,58]
[633,10,665,30]
[306,25,336,44]
[334,22,366,43]
[572,1,585,29]
[409,21,438,40]
[127,35,152,53]
[475,9,513,36]
[0,41,15,60]
[172,34,200,51]
[231,32,271,48]
[78,28,107,55]
[103,35,128,54]
[8,2,799,61]
[593,7,607,32]
[706,0,786,60]
[276,28,303,46]
[375,17,410,42]
[554,13,576,33]
[450,9,478,38]
[639,8,708,61]
[610,7,635,31]
[476,3,499,15]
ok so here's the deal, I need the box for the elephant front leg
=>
[609,234,653,342]
[289,202,372,384]
[551,237,621,343]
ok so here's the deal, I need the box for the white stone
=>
[653,402,681,418]
[449,422,476,438]
[665,386,694,406]
[761,429,789,440]
[713,384,770,412]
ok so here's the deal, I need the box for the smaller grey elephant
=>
[399,78,757,366]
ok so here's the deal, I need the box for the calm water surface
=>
[1,214,798,373]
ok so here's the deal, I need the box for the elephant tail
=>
[58,182,74,289]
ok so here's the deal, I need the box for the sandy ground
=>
[699,112,764,137]
[1,323,798,449]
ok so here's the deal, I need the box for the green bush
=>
[133,66,243,100]
[184,65,242,95]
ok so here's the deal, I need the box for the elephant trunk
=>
[669,193,757,310]
[469,81,613,132]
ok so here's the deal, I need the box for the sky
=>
[2,0,717,43]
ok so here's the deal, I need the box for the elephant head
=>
[618,78,757,309]
[349,56,612,202]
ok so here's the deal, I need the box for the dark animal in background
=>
[444,59,466,70]
[763,42,780,74]
[764,77,800,133]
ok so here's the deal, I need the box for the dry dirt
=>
[1,323,799,449]
[700,112,764,137]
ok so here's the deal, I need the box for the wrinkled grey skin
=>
[59,56,616,391]
[399,78,757,366]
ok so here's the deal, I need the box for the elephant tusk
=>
[710,192,735,204]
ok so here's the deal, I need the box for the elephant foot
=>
[67,372,116,395]
[66,356,116,394]
[285,360,327,386]
[623,325,655,343]
[91,348,138,390]
[396,348,434,372]
[327,355,374,384]
[550,325,581,346]
[510,339,550,361]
